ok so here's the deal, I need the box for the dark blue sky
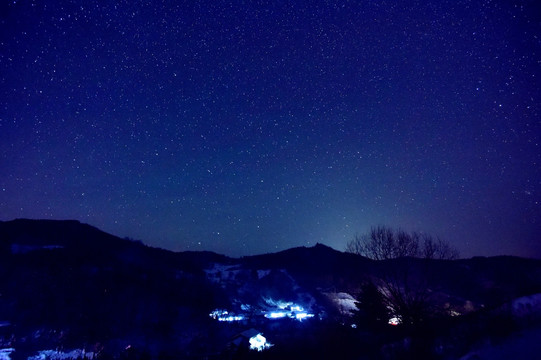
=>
[1,0,540,258]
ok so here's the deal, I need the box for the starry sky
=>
[1,0,540,258]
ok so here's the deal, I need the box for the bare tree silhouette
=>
[347,226,459,327]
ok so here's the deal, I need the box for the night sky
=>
[1,1,540,258]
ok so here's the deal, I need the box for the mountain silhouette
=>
[1,219,541,359]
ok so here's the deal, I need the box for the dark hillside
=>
[0,219,227,358]
[1,219,541,359]
[241,243,375,289]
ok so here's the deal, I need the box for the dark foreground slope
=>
[0,219,231,359]
[1,219,541,359]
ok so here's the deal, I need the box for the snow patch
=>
[28,349,94,360]
[0,349,14,360]
[204,263,241,284]
[324,292,358,316]
[257,270,271,279]
[10,244,64,254]
[511,293,541,319]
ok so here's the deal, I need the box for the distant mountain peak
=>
[313,243,336,250]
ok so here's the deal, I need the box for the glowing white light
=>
[209,309,228,319]
[290,305,303,312]
[266,311,287,319]
[209,309,244,322]
[277,301,292,309]
[220,315,244,322]
[295,312,314,321]
[249,334,272,351]
[388,317,401,326]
